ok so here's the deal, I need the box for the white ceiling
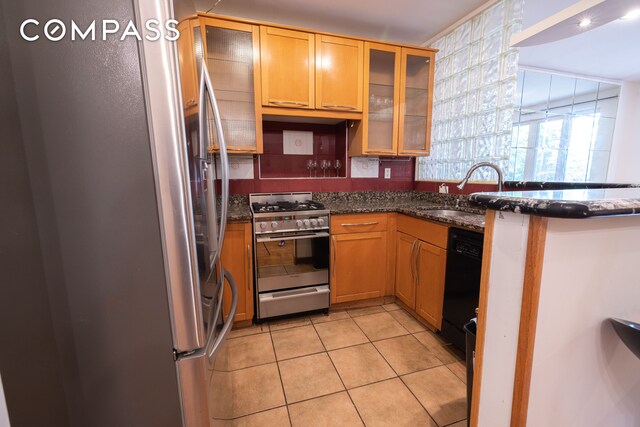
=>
[519,0,640,82]
[193,0,488,45]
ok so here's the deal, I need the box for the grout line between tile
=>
[310,317,366,426]
[349,305,440,427]
[267,326,292,426]
[213,404,288,423]
[229,305,464,425]
[396,373,440,427]
[441,418,467,427]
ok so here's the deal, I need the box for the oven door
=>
[255,232,330,293]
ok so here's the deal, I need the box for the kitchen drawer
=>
[397,214,448,249]
[259,285,330,318]
[331,213,388,234]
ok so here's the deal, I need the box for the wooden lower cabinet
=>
[221,222,254,322]
[331,231,387,304]
[415,241,447,330]
[395,215,448,330]
[395,232,417,309]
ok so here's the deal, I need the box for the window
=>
[508,70,620,182]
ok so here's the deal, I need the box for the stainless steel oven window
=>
[255,234,330,292]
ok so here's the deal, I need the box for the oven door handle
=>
[256,232,330,243]
[260,286,330,302]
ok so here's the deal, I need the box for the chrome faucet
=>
[457,162,504,192]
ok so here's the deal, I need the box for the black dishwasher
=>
[441,228,483,352]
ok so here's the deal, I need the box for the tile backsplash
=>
[227,156,415,194]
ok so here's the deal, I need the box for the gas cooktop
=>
[251,200,325,214]
[249,193,330,231]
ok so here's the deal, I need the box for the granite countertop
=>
[504,181,640,190]
[470,188,640,218]
[224,191,487,231]
[322,199,486,231]
[227,202,252,222]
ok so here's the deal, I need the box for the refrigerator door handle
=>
[200,64,229,260]
[199,63,233,361]
[207,268,238,360]
[198,66,219,277]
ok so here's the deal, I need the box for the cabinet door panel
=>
[395,232,417,309]
[398,48,435,156]
[331,232,387,304]
[316,35,363,111]
[177,19,199,112]
[201,18,263,153]
[415,241,446,329]
[363,43,400,154]
[260,26,314,109]
[221,223,253,321]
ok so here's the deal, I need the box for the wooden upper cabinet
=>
[315,35,363,112]
[176,19,199,114]
[190,13,436,154]
[351,43,435,157]
[398,48,435,156]
[352,42,401,156]
[201,17,263,153]
[260,26,315,109]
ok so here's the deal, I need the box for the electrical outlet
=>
[384,168,391,179]
[439,183,449,193]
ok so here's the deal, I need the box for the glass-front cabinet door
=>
[362,42,400,155]
[200,17,263,153]
[398,48,435,156]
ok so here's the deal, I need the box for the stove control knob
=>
[317,218,325,226]
[259,222,267,230]
[310,219,318,227]
[296,220,303,227]
[303,219,310,227]
[270,221,278,229]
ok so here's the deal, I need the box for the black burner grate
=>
[251,200,325,213]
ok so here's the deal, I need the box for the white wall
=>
[477,212,529,426]
[527,215,640,426]
[607,81,640,183]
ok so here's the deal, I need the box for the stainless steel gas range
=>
[249,192,330,321]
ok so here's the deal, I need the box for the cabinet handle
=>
[246,244,251,291]
[332,236,337,277]
[340,221,379,227]
[185,99,197,107]
[227,147,256,153]
[322,104,357,110]
[414,242,422,286]
[268,100,309,107]
[409,240,417,281]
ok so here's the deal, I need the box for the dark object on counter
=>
[609,318,640,359]
[442,228,483,351]
[464,319,477,426]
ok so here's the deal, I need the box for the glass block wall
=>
[417,0,524,182]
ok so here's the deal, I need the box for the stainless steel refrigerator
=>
[0,0,236,425]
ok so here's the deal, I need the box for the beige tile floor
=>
[211,303,467,427]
